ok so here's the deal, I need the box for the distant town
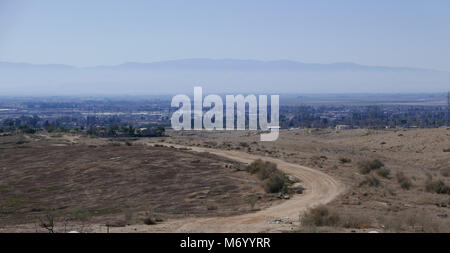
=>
[0,93,448,137]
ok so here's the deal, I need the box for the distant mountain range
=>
[0,59,447,95]
[0,58,438,72]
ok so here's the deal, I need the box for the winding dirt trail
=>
[111,142,345,233]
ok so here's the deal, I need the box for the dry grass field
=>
[0,134,278,232]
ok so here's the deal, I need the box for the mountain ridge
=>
[0,59,438,72]
[0,58,447,95]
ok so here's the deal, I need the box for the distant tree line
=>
[0,115,166,137]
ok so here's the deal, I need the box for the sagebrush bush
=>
[247,159,275,175]
[300,205,340,227]
[359,175,380,187]
[143,217,156,225]
[376,167,391,178]
[341,215,370,229]
[339,157,352,164]
[239,142,249,147]
[358,159,384,174]
[396,172,412,190]
[207,205,218,210]
[425,179,450,194]
[263,174,285,193]
[247,159,288,193]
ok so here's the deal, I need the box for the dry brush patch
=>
[0,138,276,228]
[246,159,292,193]
[299,205,371,231]
[167,128,450,233]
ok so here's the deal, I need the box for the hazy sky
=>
[1,0,449,70]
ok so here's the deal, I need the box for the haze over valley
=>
[1,59,448,95]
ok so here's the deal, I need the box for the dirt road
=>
[105,142,345,233]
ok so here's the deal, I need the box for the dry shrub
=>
[247,159,288,193]
[379,211,444,232]
[247,159,276,178]
[358,159,384,174]
[206,205,218,210]
[300,205,340,227]
[341,215,371,229]
[339,157,352,164]
[376,167,391,178]
[263,174,285,193]
[239,142,249,148]
[143,217,156,225]
[396,172,412,190]
[359,175,380,187]
[39,214,55,233]
[425,179,450,194]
